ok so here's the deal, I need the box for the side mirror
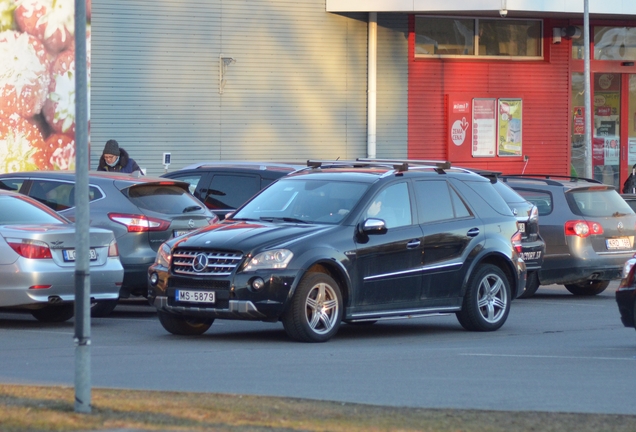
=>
[358,218,387,236]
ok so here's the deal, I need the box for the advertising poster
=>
[0,0,91,173]
[628,138,636,166]
[498,99,522,156]
[573,106,585,135]
[446,94,473,163]
[472,98,496,157]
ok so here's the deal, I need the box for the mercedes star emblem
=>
[192,253,208,272]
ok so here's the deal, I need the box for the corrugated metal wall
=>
[408,18,571,176]
[376,14,408,158]
[92,0,379,175]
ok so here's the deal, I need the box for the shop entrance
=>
[571,73,636,190]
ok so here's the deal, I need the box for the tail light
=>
[108,239,119,257]
[208,214,220,224]
[529,205,539,224]
[564,220,603,238]
[7,238,52,259]
[511,231,523,254]
[108,213,170,232]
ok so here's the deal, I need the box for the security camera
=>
[499,9,508,17]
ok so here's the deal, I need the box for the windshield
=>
[232,178,369,224]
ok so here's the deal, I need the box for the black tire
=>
[282,272,343,342]
[30,304,74,322]
[157,311,213,336]
[564,280,610,296]
[91,299,119,317]
[518,271,540,299]
[456,264,511,332]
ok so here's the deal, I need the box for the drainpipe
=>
[368,12,377,158]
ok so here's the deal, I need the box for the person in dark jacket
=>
[97,139,142,173]
[623,164,636,194]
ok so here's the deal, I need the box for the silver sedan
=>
[0,190,123,322]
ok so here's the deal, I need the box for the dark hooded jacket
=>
[97,147,142,173]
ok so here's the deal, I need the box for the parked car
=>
[0,189,122,322]
[0,171,218,316]
[161,161,303,219]
[616,252,636,332]
[148,159,525,342]
[500,174,636,296]
[467,170,545,298]
[620,193,636,212]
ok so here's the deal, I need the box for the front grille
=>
[173,249,243,276]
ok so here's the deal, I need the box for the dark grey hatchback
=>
[148,160,526,342]
[0,171,217,316]
[501,175,636,296]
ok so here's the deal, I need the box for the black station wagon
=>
[148,160,526,342]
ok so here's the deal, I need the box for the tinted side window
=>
[514,189,552,216]
[464,180,512,216]
[168,173,205,195]
[365,182,412,228]
[206,175,260,209]
[0,178,23,192]
[414,180,467,223]
[28,180,102,211]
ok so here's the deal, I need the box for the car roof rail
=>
[499,174,602,186]
[356,158,451,171]
[306,159,408,172]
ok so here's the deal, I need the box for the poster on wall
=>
[497,99,522,157]
[628,138,636,166]
[573,106,585,135]
[0,0,91,173]
[472,98,496,157]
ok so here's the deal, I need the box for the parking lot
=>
[0,281,634,415]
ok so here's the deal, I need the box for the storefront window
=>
[415,17,542,58]
[594,27,636,61]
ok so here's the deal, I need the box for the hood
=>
[170,220,334,252]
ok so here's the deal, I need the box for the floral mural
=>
[0,0,90,173]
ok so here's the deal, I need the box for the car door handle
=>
[467,228,480,237]
[407,239,421,249]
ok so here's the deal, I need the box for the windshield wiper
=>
[183,205,202,213]
[259,217,308,224]
[612,212,628,217]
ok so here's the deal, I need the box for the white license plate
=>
[175,289,215,304]
[63,249,97,261]
[173,229,192,237]
[606,237,632,250]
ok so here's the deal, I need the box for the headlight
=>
[244,249,293,271]
[155,242,172,268]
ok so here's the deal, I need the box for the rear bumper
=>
[0,259,122,308]
[539,252,632,285]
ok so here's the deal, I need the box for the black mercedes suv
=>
[148,160,526,342]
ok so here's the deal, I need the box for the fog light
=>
[149,272,159,285]
[251,277,265,291]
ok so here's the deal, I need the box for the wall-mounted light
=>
[553,26,582,44]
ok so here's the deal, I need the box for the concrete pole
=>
[583,0,593,179]
[74,0,91,414]
[367,12,377,158]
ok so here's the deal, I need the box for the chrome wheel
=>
[456,264,511,332]
[477,272,508,324]
[283,272,343,342]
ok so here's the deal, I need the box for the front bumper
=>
[148,264,299,322]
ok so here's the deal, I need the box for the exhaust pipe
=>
[48,296,63,304]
